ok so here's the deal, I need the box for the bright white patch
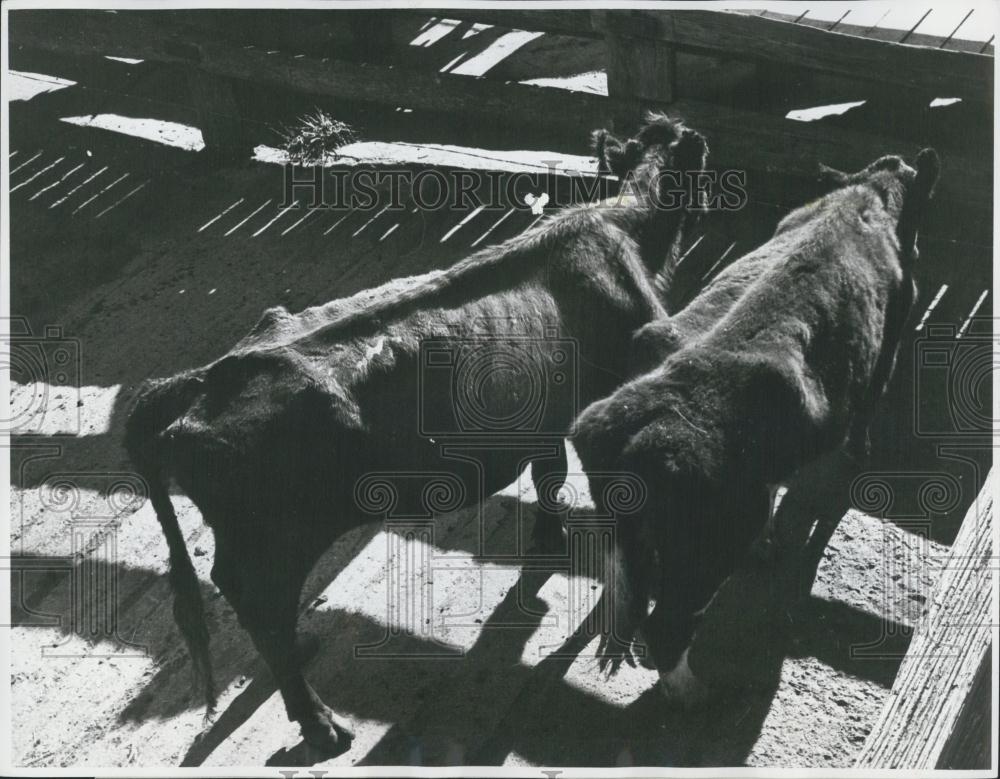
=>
[930,97,962,108]
[198,197,244,232]
[357,336,387,369]
[521,71,608,95]
[72,172,129,213]
[252,200,299,237]
[520,572,601,667]
[10,157,65,192]
[224,199,272,235]
[28,162,84,200]
[956,290,989,339]
[471,208,515,247]
[524,192,549,215]
[439,52,469,73]
[439,205,485,242]
[312,530,520,652]
[463,22,493,39]
[280,207,318,236]
[6,71,76,102]
[254,141,597,177]
[7,382,120,436]
[786,100,866,122]
[94,179,149,218]
[60,114,205,151]
[658,647,710,705]
[104,56,144,65]
[915,284,949,331]
[378,223,400,241]
[449,30,544,77]
[409,18,460,47]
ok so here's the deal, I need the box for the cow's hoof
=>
[658,648,710,707]
[632,628,656,670]
[299,707,355,756]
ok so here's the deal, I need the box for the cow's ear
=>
[608,139,645,179]
[670,128,708,171]
[817,163,849,189]
[593,129,643,177]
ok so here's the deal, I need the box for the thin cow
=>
[570,149,940,697]
[125,114,709,752]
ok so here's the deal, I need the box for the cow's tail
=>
[148,471,216,712]
[125,380,216,712]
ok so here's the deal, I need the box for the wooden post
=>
[186,69,251,165]
[855,469,993,769]
[936,647,992,768]
[346,10,393,63]
[598,11,676,132]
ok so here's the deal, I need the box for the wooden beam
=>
[936,647,992,769]
[735,8,994,56]
[9,9,990,226]
[856,469,994,769]
[428,8,993,104]
[657,11,992,104]
[185,69,251,164]
[599,10,676,132]
[416,8,600,38]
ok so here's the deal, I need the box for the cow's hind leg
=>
[530,444,569,553]
[648,490,771,702]
[212,529,353,754]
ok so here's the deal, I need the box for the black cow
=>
[570,149,940,698]
[124,114,708,752]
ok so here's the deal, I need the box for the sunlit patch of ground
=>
[7,70,76,102]
[59,114,205,152]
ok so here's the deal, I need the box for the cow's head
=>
[592,114,710,292]
[813,149,940,262]
[592,112,709,212]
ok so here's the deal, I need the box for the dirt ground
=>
[6,15,987,770]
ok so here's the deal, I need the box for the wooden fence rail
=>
[423,8,993,104]
[856,470,994,769]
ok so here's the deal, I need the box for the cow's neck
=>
[636,204,688,290]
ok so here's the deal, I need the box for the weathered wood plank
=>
[936,647,992,768]
[855,469,993,769]
[600,9,675,125]
[185,70,251,163]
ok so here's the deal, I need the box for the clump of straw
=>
[275,109,357,165]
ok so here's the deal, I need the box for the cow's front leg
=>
[530,444,569,553]
[213,535,353,754]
